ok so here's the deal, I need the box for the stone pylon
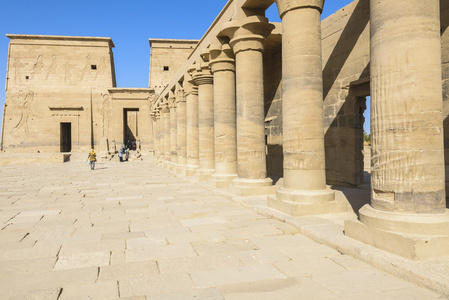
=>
[220,15,277,196]
[190,54,215,181]
[345,0,449,260]
[176,86,187,173]
[208,42,238,187]
[183,78,200,176]
[268,0,347,216]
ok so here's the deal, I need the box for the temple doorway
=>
[60,122,72,152]
[123,108,139,143]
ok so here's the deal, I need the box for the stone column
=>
[183,79,200,175]
[208,43,238,187]
[163,102,171,167]
[151,112,160,164]
[169,94,178,170]
[345,0,449,260]
[156,106,164,165]
[190,60,215,181]
[221,16,276,196]
[176,87,187,173]
[268,0,345,216]
[150,112,158,158]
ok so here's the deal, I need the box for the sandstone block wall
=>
[149,39,199,95]
[442,0,449,194]
[1,35,155,154]
[107,88,154,153]
[321,0,370,186]
[2,35,116,153]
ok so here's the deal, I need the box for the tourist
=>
[86,149,97,170]
[118,148,123,162]
[125,149,129,161]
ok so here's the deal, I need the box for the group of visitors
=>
[86,139,136,170]
[118,141,131,162]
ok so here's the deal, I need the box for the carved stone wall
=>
[2,35,116,153]
[2,35,155,153]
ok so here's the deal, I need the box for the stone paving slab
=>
[0,160,446,299]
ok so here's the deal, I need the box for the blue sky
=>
[0,0,367,132]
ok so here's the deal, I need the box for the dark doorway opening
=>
[123,108,139,144]
[60,122,72,152]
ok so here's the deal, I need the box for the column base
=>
[175,164,186,174]
[268,187,346,216]
[208,174,238,188]
[182,165,199,176]
[168,162,178,171]
[345,204,449,260]
[194,168,215,181]
[155,159,166,166]
[228,178,277,196]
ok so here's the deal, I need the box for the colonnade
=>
[150,0,449,259]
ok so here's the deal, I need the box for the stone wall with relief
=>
[1,35,117,153]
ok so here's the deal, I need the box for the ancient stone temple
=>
[0,36,197,155]
[1,0,449,260]
[149,0,449,260]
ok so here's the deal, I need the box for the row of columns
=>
[150,0,449,259]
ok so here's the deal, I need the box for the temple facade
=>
[1,0,449,259]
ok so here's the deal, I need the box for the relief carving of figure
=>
[63,61,73,84]
[95,55,107,80]
[12,58,25,83]
[80,55,91,81]
[45,54,57,79]
[100,93,111,138]
[10,91,38,136]
[31,54,44,78]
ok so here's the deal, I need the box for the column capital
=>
[189,64,213,86]
[220,15,274,54]
[209,43,235,73]
[275,0,324,18]
[161,102,170,113]
[168,96,177,109]
[184,78,199,96]
[176,88,186,103]
[150,111,159,121]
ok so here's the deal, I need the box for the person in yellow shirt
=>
[86,149,97,170]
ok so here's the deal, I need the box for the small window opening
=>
[91,65,97,70]
[25,76,29,80]
[163,66,169,71]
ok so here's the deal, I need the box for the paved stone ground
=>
[0,159,445,299]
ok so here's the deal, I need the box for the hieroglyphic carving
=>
[10,91,38,136]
